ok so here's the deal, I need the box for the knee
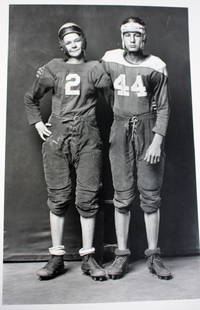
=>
[142,204,160,214]
[75,184,100,217]
[47,187,72,216]
[140,193,161,214]
[113,190,135,214]
[76,203,99,218]
[115,205,130,214]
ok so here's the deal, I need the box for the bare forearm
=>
[151,133,163,146]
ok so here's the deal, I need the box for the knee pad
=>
[115,205,130,214]
[141,204,160,214]
[48,198,69,216]
[76,203,99,218]
[47,187,72,216]
[113,194,134,214]
[140,193,161,214]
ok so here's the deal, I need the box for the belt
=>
[49,113,96,123]
[114,112,155,138]
[114,112,155,122]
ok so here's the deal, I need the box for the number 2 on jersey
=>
[114,74,147,97]
[65,73,80,95]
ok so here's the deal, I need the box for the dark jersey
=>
[102,49,170,136]
[25,58,111,125]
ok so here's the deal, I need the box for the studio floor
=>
[2,256,200,305]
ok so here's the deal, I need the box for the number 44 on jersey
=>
[114,74,147,97]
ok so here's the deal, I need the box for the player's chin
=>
[69,50,82,57]
[128,47,140,53]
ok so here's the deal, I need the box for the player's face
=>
[61,32,84,58]
[123,32,143,52]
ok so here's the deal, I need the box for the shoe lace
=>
[152,254,167,269]
[46,256,62,270]
[112,255,127,268]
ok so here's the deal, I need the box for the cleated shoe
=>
[81,254,107,281]
[36,255,65,280]
[107,248,130,280]
[145,248,173,280]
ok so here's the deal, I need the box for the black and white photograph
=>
[0,0,200,309]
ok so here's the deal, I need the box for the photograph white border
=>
[0,1,200,309]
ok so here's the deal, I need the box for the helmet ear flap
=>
[121,33,125,49]
[141,33,147,50]
[58,39,64,51]
[81,36,87,51]
[140,35,146,50]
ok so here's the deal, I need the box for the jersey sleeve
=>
[151,64,170,136]
[24,63,55,125]
[90,61,111,89]
[101,51,109,69]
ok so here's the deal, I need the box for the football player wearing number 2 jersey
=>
[25,23,111,281]
[102,17,172,280]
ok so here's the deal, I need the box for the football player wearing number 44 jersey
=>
[24,22,111,281]
[102,16,173,280]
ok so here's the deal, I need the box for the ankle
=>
[145,247,161,257]
[79,247,95,257]
[115,248,131,256]
[49,245,66,256]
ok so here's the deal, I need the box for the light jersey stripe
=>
[102,49,168,76]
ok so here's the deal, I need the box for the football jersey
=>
[102,49,170,136]
[25,58,111,125]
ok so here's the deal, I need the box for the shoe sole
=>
[108,274,122,280]
[37,268,65,281]
[82,270,107,281]
[149,267,173,280]
[108,265,129,280]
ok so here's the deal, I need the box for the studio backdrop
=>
[4,4,199,261]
